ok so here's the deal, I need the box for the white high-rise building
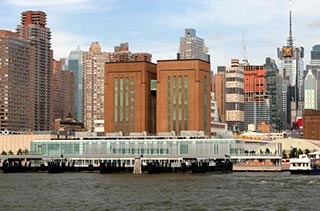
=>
[304,70,317,110]
[178,29,210,62]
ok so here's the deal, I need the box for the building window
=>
[114,78,118,132]
[178,76,182,132]
[204,76,207,133]
[184,76,188,130]
[131,78,135,132]
[167,76,171,131]
[125,77,129,134]
[120,78,124,131]
[173,76,177,132]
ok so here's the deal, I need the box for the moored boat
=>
[290,152,320,175]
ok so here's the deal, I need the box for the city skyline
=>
[1,0,320,70]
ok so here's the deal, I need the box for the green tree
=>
[8,150,14,155]
[22,149,29,155]
[16,149,22,155]
[282,150,288,159]
[1,150,7,155]
[289,148,298,158]
[304,148,311,155]
[298,148,303,156]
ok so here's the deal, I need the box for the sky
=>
[1,0,320,71]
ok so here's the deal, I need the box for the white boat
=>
[290,151,320,175]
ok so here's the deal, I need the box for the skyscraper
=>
[157,59,211,135]
[311,45,320,65]
[305,45,320,111]
[277,1,304,125]
[83,42,111,132]
[304,70,317,110]
[0,30,31,131]
[225,59,244,132]
[264,58,283,131]
[178,29,210,62]
[67,47,84,122]
[243,64,270,131]
[16,11,52,131]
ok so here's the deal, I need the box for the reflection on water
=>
[0,172,319,211]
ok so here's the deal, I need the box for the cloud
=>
[51,31,91,59]
[4,0,319,67]
[5,0,118,12]
[5,0,89,7]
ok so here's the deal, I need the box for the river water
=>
[0,172,318,211]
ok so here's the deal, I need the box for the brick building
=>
[104,62,157,135]
[303,109,320,140]
[51,59,75,124]
[156,59,211,136]
[0,30,31,131]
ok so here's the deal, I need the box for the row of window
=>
[114,78,135,134]
[167,76,189,132]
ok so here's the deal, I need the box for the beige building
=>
[0,134,51,154]
[83,42,111,132]
[225,59,245,131]
[213,67,226,122]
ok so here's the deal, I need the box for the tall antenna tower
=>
[287,0,294,47]
[242,32,248,64]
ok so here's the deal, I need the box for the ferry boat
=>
[290,152,320,175]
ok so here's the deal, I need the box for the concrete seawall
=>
[233,164,289,172]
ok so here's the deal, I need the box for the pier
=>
[0,154,233,174]
[0,134,284,173]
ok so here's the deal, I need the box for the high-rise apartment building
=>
[110,42,152,63]
[0,30,31,131]
[277,2,304,125]
[16,11,52,131]
[225,59,244,132]
[244,64,270,131]
[67,47,84,122]
[51,59,75,123]
[104,62,157,135]
[178,29,210,62]
[83,42,111,132]
[157,59,211,135]
[213,66,226,122]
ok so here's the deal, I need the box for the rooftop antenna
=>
[287,0,294,47]
[242,32,248,65]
